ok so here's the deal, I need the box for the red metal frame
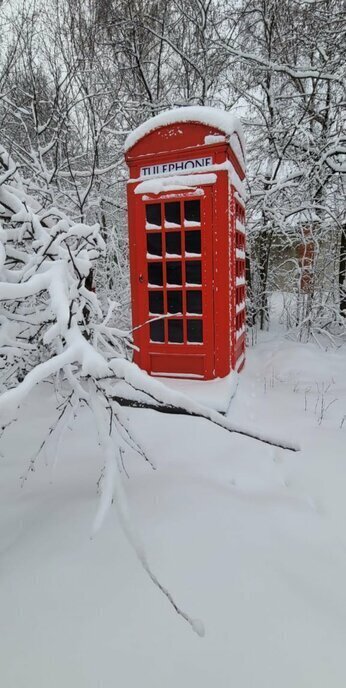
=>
[125,120,246,380]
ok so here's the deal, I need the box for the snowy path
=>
[1,335,346,688]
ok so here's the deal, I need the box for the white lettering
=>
[140,156,213,177]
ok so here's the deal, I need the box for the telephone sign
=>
[140,156,213,177]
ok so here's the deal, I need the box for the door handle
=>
[139,273,144,283]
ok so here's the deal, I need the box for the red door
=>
[133,186,215,379]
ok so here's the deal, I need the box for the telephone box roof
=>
[124,105,245,165]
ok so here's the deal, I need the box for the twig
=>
[108,394,300,452]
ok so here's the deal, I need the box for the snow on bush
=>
[0,146,209,634]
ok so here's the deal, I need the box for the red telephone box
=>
[124,106,246,380]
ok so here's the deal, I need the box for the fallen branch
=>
[109,394,300,453]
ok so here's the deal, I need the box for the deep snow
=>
[1,326,346,687]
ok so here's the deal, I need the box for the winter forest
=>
[1,1,346,687]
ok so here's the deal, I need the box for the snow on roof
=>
[124,105,245,159]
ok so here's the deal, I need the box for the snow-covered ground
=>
[1,327,346,687]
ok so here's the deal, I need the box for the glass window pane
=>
[149,291,164,314]
[168,319,183,343]
[167,291,182,314]
[150,319,164,342]
[186,261,201,285]
[166,261,182,285]
[147,233,162,256]
[187,290,202,314]
[166,231,181,256]
[184,200,200,223]
[146,204,161,227]
[185,230,201,255]
[187,319,203,343]
[148,263,163,286]
[165,202,181,225]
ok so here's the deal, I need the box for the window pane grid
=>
[161,249,168,343]
[181,222,187,343]
[146,198,203,345]
[234,200,246,337]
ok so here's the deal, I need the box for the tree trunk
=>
[339,223,346,316]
